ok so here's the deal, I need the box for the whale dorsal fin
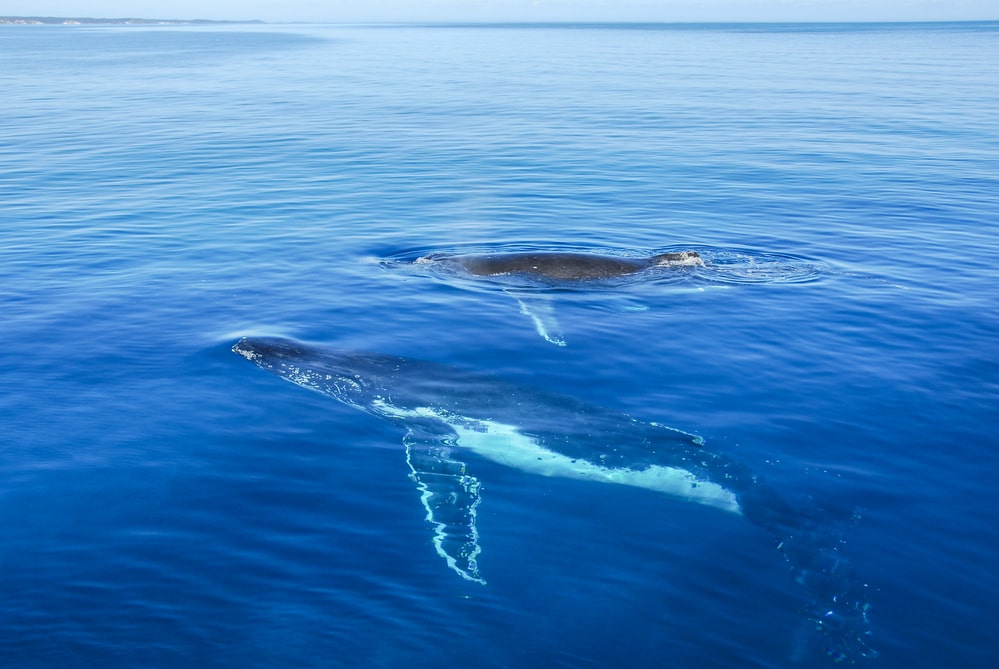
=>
[404,430,486,584]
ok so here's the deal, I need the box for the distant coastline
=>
[0,16,262,26]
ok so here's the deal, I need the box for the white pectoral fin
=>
[504,289,566,347]
[403,430,486,584]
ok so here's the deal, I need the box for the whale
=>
[232,336,876,662]
[416,250,703,281]
[410,250,704,346]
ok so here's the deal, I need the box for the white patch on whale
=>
[374,401,741,515]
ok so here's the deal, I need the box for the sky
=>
[2,0,996,23]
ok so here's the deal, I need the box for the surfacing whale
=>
[411,250,704,346]
[418,250,703,281]
[232,336,876,662]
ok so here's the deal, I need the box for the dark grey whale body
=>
[420,250,702,281]
[410,250,704,345]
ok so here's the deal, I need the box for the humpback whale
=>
[410,250,703,346]
[232,336,876,662]
[417,250,703,281]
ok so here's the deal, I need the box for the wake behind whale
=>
[233,336,876,663]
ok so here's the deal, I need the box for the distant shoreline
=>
[3,16,995,28]
[0,16,262,26]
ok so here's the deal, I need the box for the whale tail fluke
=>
[774,512,878,663]
[736,482,877,662]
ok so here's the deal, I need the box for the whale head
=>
[233,336,406,412]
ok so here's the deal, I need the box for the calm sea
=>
[1,21,997,668]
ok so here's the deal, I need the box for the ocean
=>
[1,21,997,668]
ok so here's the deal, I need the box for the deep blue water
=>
[2,21,998,668]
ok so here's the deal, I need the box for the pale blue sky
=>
[4,0,997,23]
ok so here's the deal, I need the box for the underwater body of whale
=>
[417,250,703,281]
[232,336,876,662]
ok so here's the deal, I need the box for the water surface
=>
[1,21,997,668]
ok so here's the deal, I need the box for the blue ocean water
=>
[2,21,998,668]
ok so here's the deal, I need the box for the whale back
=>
[453,252,650,280]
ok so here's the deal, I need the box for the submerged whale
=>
[232,336,876,662]
[417,250,703,281]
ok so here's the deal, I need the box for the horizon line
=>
[3,16,998,27]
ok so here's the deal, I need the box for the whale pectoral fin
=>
[503,289,566,347]
[403,430,486,584]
